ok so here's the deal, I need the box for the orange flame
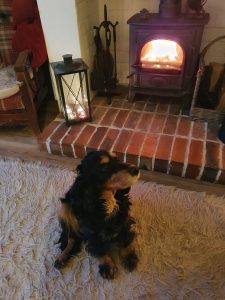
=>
[140,39,184,70]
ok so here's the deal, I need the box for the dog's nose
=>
[128,166,139,176]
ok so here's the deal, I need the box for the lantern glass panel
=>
[51,58,92,126]
[61,73,89,122]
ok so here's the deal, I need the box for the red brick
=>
[73,125,96,158]
[126,132,146,165]
[136,113,153,132]
[140,156,153,171]
[112,130,133,160]
[149,114,166,134]
[133,101,146,111]
[124,111,141,129]
[127,132,146,154]
[207,123,219,141]
[169,104,181,115]
[185,140,203,179]
[222,145,225,170]
[202,168,220,183]
[111,99,124,108]
[92,97,105,105]
[38,117,62,142]
[171,137,188,163]
[155,135,173,161]
[100,108,119,126]
[50,143,62,156]
[49,122,69,154]
[61,124,85,157]
[145,102,157,112]
[192,121,206,139]
[99,128,120,151]
[185,165,201,179]
[218,170,225,185]
[154,135,173,173]
[92,106,108,124]
[86,127,108,151]
[176,117,192,136]
[163,115,178,135]
[187,140,204,166]
[170,137,188,177]
[113,110,129,128]
[204,141,221,169]
[169,162,184,177]
[50,122,69,143]
[157,103,169,114]
[154,158,169,173]
[122,101,134,110]
[140,133,158,158]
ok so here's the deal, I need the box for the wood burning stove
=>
[127,10,209,109]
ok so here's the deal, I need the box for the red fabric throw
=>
[12,18,47,67]
[12,0,39,27]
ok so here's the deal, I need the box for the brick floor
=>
[38,97,225,185]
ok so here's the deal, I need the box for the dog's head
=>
[76,150,140,192]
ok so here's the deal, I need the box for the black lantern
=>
[51,56,92,126]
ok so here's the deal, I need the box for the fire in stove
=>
[140,39,184,71]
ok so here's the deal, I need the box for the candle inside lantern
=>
[77,106,87,119]
[66,105,76,120]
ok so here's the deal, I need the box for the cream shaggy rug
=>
[1,158,225,300]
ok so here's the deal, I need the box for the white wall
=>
[76,0,99,98]
[76,0,99,69]
[37,0,225,96]
[37,0,81,104]
[201,1,225,64]
[37,0,81,62]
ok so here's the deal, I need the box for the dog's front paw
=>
[122,251,138,272]
[99,263,118,279]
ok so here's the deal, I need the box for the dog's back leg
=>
[55,201,83,269]
[58,219,69,252]
[55,219,82,269]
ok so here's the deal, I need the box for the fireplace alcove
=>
[127,11,210,110]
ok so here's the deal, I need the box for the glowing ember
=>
[140,39,184,70]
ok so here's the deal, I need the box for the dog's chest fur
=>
[69,185,131,239]
[101,190,119,216]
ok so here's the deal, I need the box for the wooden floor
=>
[0,98,225,197]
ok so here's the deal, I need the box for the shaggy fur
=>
[54,150,140,279]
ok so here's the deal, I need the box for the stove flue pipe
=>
[159,0,182,17]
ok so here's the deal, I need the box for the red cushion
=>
[12,18,47,67]
[12,0,39,27]
[0,92,24,111]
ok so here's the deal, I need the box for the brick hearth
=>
[38,96,225,185]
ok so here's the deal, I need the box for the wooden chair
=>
[0,0,49,135]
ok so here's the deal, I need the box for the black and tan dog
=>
[55,150,140,279]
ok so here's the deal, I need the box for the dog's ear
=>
[76,150,110,176]
[76,151,99,175]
